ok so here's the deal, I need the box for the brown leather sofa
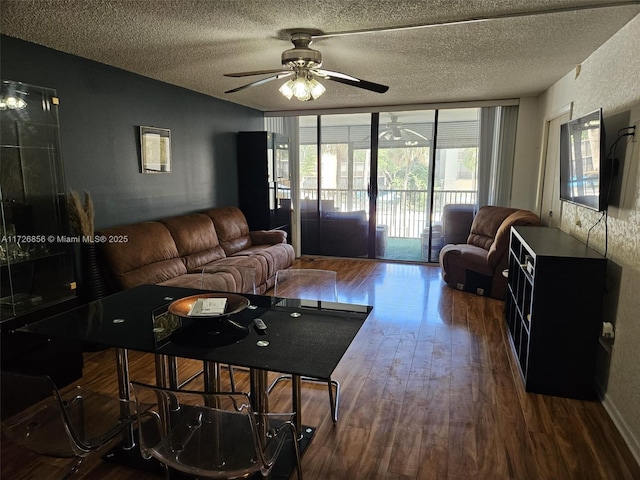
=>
[97,206,294,294]
[439,205,540,299]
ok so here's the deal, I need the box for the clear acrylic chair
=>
[272,268,341,423]
[274,268,338,303]
[0,371,131,479]
[130,381,303,480]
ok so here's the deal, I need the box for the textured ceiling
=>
[1,0,639,112]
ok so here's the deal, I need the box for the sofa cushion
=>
[199,262,264,293]
[159,272,240,292]
[158,273,207,290]
[160,213,226,271]
[98,222,187,289]
[204,255,269,289]
[204,207,252,255]
[232,243,295,279]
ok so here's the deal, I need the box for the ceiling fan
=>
[379,114,429,144]
[223,32,389,101]
[223,1,639,102]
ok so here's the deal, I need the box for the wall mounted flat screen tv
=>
[559,108,608,211]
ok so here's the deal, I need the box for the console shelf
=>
[505,226,606,399]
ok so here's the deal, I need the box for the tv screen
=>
[559,109,608,211]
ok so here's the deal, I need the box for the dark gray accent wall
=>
[1,35,263,228]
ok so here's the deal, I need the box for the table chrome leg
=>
[249,368,269,412]
[203,361,223,412]
[168,356,179,389]
[203,361,221,392]
[292,374,302,438]
[154,354,168,387]
[200,362,224,466]
[250,368,269,444]
[115,347,135,449]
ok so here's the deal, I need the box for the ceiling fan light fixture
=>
[292,76,311,101]
[0,95,27,110]
[308,78,326,99]
[279,80,295,99]
[279,73,325,101]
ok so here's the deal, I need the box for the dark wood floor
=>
[2,258,639,479]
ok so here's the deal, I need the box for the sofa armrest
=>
[249,229,287,245]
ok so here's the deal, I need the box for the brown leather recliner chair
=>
[439,205,540,299]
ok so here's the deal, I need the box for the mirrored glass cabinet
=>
[1,80,76,324]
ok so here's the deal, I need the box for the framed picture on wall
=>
[140,126,171,173]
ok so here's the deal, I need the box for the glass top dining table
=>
[18,284,372,456]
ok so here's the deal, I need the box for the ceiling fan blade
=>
[224,73,292,94]
[324,74,389,94]
[224,69,290,78]
[312,69,359,81]
[378,129,400,140]
[402,128,430,142]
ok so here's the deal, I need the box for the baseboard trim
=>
[601,392,640,467]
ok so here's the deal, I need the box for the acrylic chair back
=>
[1,371,130,478]
[274,269,338,302]
[130,381,303,479]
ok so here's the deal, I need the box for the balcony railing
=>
[299,188,477,238]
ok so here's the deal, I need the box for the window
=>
[269,103,517,262]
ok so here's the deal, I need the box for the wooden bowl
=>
[168,293,250,318]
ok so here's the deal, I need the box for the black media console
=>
[505,226,607,399]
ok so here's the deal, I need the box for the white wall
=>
[536,14,640,463]
[511,97,543,210]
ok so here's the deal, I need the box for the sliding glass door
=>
[430,108,480,260]
[298,113,373,257]
[376,110,435,261]
[295,107,487,262]
[375,108,480,262]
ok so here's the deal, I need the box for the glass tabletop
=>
[19,284,372,380]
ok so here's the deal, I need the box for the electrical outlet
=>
[632,121,639,143]
[602,322,615,339]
